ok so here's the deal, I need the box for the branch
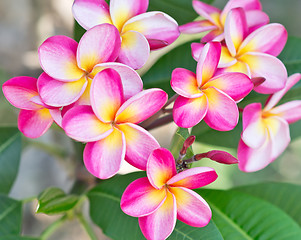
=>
[145,114,174,131]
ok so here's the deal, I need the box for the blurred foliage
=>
[0,127,21,194]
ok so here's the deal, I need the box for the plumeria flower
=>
[171,42,253,130]
[121,147,218,240]
[2,76,61,138]
[38,23,143,107]
[180,0,269,42]
[72,0,180,69]
[238,73,301,172]
[62,69,168,179]
[192,8,287,94]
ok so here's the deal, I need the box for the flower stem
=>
[40,215,68,240]
[77,213,98,240]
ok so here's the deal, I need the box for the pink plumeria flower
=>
[62,69,168,179]
[180,0,269,42]
[171,42,253,130]
[38,23,143,107]
[238,73,301,172]
[2,76,61,138]
[121,148,218,240]
[72,0,180,69]
[192,8,287,94]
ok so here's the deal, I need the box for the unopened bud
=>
[205,150,238,164]
[180,135,196,155]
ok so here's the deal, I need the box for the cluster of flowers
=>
[2,0,301,239]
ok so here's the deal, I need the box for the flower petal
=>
[240,52,287,94]
[110,0,149,31]
[167,167,217,189]
[203,72,252,101]
[221,60,251,77]
[242,102,262,131]
[139,190,176,240]
[218,46,237,68]
[173,95,208,128]
[246,10,269,32]
[191,42,205,62]
[266,116,290,160]
[179,20,217,34]
[122,11,180,50]
[92,62,143,100]
[224,8,248,57]
[221,0,262,25]
[203,87,239,131]
[70,77,93,106]
[83,128,126,179]
[49,109,63,127]
[77,24,121,72]
[196,42,221,86]
[117,123,160,170]
[39,36,83,81]
[62,105,113,142]
[169,187,211,227]
[192,0,221,24]
[171,68,202,98]
[115,89,167,124]
[117,30,150,70]
[238,138,272,172]
[90,68,124,123]
[201,29,224,43]
[18,109,53,138]
[37,72,87,107]
[265,73,301,110]
[146,148,177,189]
[270,101,301,124]
[121,177,167,217]
[238,23,287,57]
[2,76,42,110]
[242,113,267,149]
[72,0,112,30]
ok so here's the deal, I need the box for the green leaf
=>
[87,172,222,240]
[198,189,301,240]
[0,236,39,240]
[169,220,223,240]
[148,0,214,25]
[0,127,22,194]
[234,182,301,226]
[0,194,22,237]
[170,128,194,159]
[279,36,301,76]
[36,187,79,215]
[73,21,86,42]
[142,41,197,96]
[192,121,242,149]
